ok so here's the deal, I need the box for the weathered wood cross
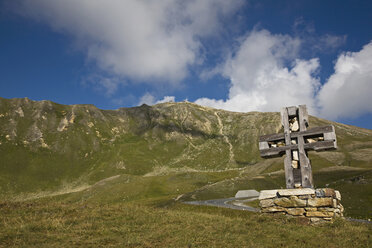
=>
[259,105,337,189]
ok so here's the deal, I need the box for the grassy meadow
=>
[0,198,371,247]
[1,170,372,247]
[1,98,372,247]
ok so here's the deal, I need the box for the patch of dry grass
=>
[0,200,371,247]
[350,148,372,162]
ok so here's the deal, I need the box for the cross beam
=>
[258,105,337,189]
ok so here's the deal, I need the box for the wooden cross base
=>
[259,105,337,189]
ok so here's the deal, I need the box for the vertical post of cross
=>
[281,107,294,189]
[281,105,314,188]
[298,105,313,188]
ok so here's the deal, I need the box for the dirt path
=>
[214,111,235,164]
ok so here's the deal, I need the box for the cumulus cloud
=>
[156,96,176,104]
[138,93,175,105]
[317,41,372,119]
[9,1,372,120]
[138,93,156,106]
[12,0,243,85]
[195,29,372,120]
[196,30,321,114]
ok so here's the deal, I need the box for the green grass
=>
[0,161,371,247]
[1,98,372,247]
[0,199,371,248]
[242,199,260,208]
[324,170,372,219]
[56,171,240,205]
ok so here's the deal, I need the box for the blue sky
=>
[1,0,372,129]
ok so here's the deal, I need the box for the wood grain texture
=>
[259,105,337,189]
[281,107,294,189]
[259,126,335,142]
[298,105,313,188]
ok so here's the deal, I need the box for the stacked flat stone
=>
[259,188,343,223]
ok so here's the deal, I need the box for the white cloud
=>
[138,93,156,106]
[13,0,243,86]
[156,96,176,104]
[196,30,372,121]
[196,30,321,114]
[138,93,175,106]
[317,41,372,119]
[317,34,347,51]
[10,1,372,120]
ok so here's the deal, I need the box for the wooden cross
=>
[259,105,337,189]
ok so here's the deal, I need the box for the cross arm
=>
[259,125,335,142]
[259,125,337,158]
[259,145,292,157]
[259,140,337,157]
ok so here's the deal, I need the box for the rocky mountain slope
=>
[0,97,371,202]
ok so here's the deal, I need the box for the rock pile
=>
[259,188,344,223]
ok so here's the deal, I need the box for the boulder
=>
[307,197,333,207]
[317,207,335,212]
[292,150,299,161]
[259,190,278,200]
[335,190,341,201]
[260,199,275,208]
[274,196,306,207]
[338,203,344,212]
[310,217,323,223]
[290,120,299,132]
[294,183,301,188]
[334,208,341,214]
[315,188,335,197]
[307,138,316,143]
[291,160,299,169]
[332,199,338,208]
[306,211,334,218]
[286,208,305,216]
[261,206,286,213]
[298,195,312,200]
[323,188,336,197]
[277,188,315,197]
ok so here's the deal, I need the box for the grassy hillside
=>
[0,97,371,246]
[0,96,280,195]
[1,97,372,212]
[1,170,371,247]
[1,199,371,247]
[1,97,371,192]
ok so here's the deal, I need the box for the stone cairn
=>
[258,105,343,223]
[259,188,344,223]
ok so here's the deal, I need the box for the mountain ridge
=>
[0,97,371,206]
